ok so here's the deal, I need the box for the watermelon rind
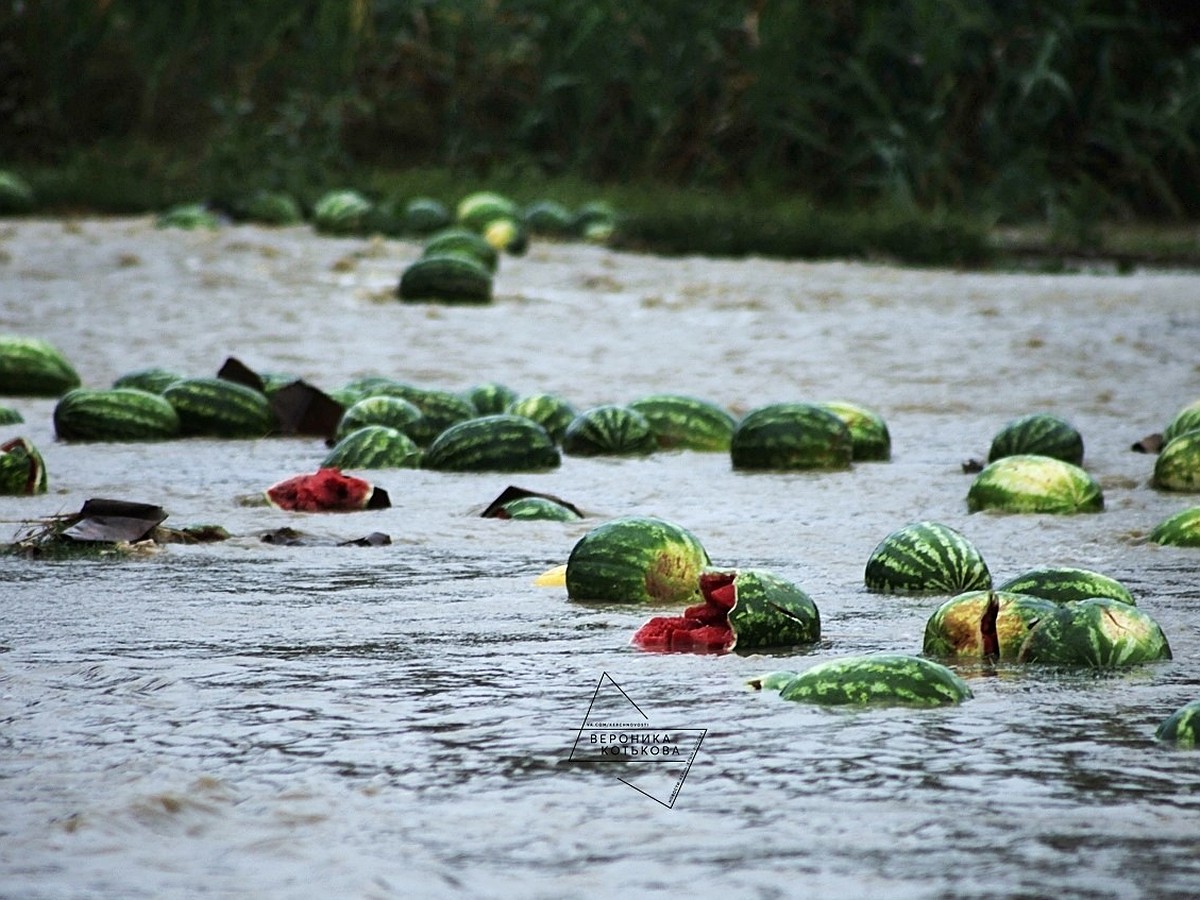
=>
[561,404,658,457]
[726,569,821,651]
[112,367,184,395]
[162,377,273,438]
[627,394,737,452]
[398,254,493,305]
[1149,507,1200,547]
[422,414,560,472]
[0,436,47,494]
[987,413,1084,465]
[335,395,424,442]
[313,190,373,235]
[967,453,1104,514]
[506,393,578,443]
[0,335,81,396]
[996,566,1136,605]
[1156,700,1200,748]
[1017,597,1172,667]
[730,402,852,471]
[54,388,181,442]
[923,590,1058,659]
[566,516,710,604]
[1163,400,1200,446]
[864,521,992,594]
[322,425,422,470]
[1153,429,1200,492]
[817,400,891,462]
[498,497,581,521]
[777,654,973,707]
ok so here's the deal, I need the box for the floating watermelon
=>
[817,400,891,461]
[0,437,47,494]
[0,170,34,213]
[360,383,477,445]
[561,405,658,456]
[506,393,578,442]
[54,388,181,442]
[1156,700,1200,747]
[403,197,452,235]
[633,569,820,653]
[493,496,581,521]
[1017,597,1171,667]
[757,654,973,707]
[1163,401,1200,446]
[241,190,303,225]
[398,254,493,305]
[464,382,520,416]
[523,200,575,236]
[162,377,273,438]
[157,203,221,230]
[987,413,1084,465]
[421,228,499,272]
[627,394,737,452]
[0,406,22,425]
[923,590,1057,659]
[483,218,529,256]
[864,521,992,594]
[1149,507,1200,547]
[0,335,81,396]
[265,468,389,512]
[730,402,852,471]
[112,367,184,395]
[1153,429,1200,492]
[335,395,424,442]
[422,414,560,472]
[566,516,709,604]
[967,454,1103,514]
[573,201,618,242]
[996,566,1135,605]
[313,190,372,234]
[457,191,521,233]
[321,425,422,470]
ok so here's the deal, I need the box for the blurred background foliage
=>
[2,0,1198,228]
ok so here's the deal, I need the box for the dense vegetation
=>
[3,1,1199,262]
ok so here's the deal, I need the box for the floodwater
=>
[1,217,1199,899]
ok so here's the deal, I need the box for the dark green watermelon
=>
[987,413,1084,465]
[627,394,737,451]
[321,425,422,469]
[422,415,560,472]
[561,405,658,456]
[730,402,852,470]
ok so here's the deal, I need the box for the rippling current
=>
[2,218,1199,898]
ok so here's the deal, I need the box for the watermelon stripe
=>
[865,521,991,594]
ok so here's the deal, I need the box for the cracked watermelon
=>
[566,516,709,604]
[633,569,820,653]
[1017,597,1171,667]
[762,654,973,707]
[0,437,47,494]
[923,590,1057,659]
[265,468,387,512]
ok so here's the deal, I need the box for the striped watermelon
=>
[0,170,34,213]
[457,191,520,232]
[968,454,1103,513]
[627,394,737,451]
[421,228,499,272]
[398,255,493,305]
[632,568,820,653]
[112,367,184,395]
[770,654,973,707]
[923,590,1058,658]
[322,425,421,469]
[335,395,424,442]
[162,377,273,438]
[565,516,709,604]
[730,402,852,470]
[1149,506,1200,547]
[865,521,992,594]
[1017,597,1172,667]
[54,388,181,441]
[506,393,578,442]
[561,405,658,456]
[0,406,23,425]
[404,197,452,235]
[996,566,1135,605]
[361,384,476,445]
[0,436,46,494]
[464,382,519,416]
[1153,429,1200,492]
[495,496,581,521]
[313,190,372,234]
[987,413,1084,465]
[817,400,891,461]
[523,200,575,236]
[0,335,81,396]
[1163,400,1200,446]
[1156,700,1200,747]
[422,414,560,472]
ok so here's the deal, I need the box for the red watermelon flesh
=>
[265,468,376,512]
[632,571,737,653]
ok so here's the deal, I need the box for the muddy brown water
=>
[1,217,1199,898]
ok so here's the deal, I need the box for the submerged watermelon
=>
[313,190,372,234]
[163,377,273,438]
[422,414,560,472]
[464,382,520,416]
[633,569,820,653]
[483,218,529,256]
[403,197,452,235]
[987,413,1084,465]
[523,200,575,236]
[1017,597,1171,667]
[566,516,709,604]
[573,201,618,242]
[359,382,476,445]
[0,170,34,213]
[1149,507,1200,547]
[1153,429,1200,492]
[0,436,47,494]
[241,190,303,225]
[1163,401,1200,446]
[1156,700,1200,747]
[967,454,1103,514]
[0,335,81,396]
[561,405,658,456]
[265,468,387,512]
[0,406,22,425]
[54,388,180,442]
[506,393,578,442]
[730,402,852,470]
[764,654,973,707]
[627,394,737,451]
[494,496,581,521]
[157,203,220,230]
[996,566,1136,605]
[817,400,891,461]
[457,191,521,233]
[923,590,1058,659]
[421,228,499,272]
[321,425,422,469]
[112,367,184,395]
[335,395,424,442]
[864,521,992,594]
[398,254,493,304]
